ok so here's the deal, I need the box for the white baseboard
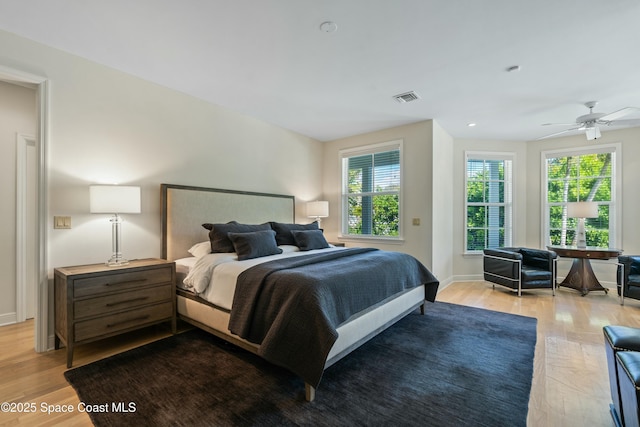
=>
[47,334,55,351]
[449,274,617,290]
[435,275,454,291]
[0,312,17,326]
[452,274,484,283]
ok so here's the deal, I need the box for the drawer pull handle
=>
[105,297,149,307]
[105,279,148,287]
[107,315,150,328]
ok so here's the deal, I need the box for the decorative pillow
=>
[227,230,283,261]
[270,221,319,246]
[291,229,330,251]
[187,241,211,258]
[205,222,271,253]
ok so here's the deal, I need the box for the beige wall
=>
[452,138,528,281]
[0,29,323,332]
[453,127,640,286]
[431,121,454,285]
[525,127,640,285]
[3,26,639,329]
[322,120,439,269]
[0,80,36,323]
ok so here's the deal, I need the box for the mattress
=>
[175,245,345,310]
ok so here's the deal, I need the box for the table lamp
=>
[307,200,329,228]
[567,201,598,249]
[90,185,141,266]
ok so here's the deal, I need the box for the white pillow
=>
[187,241,211,258]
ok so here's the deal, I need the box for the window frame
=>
[464,151,515,254]
[541,143,622,249]
[339,140,403,242]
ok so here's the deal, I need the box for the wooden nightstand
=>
[54,258,176,368]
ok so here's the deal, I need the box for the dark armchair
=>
[617,256,640,305]
[483,247,557,297]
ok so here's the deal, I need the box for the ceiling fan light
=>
[585,126,601,140]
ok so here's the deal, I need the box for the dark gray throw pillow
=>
[228,230,283,261]
[205,222,271,253]
[291,229,330,251]
[270,221,319,246]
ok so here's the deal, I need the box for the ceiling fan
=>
[538,101,640,140]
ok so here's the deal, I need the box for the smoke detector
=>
[394,91,421,103]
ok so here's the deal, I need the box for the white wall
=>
[452,127,640,286]
[0,29,323,334]
[0,80,36,324]
[452,138,528,281]
[525,127,640,285]
[3,26,638,332]
[431,121,454,286]
[322,120,438,269]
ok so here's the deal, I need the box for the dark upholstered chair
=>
[617,256,640,305]
[603,325,640,427]
[483,247,557,297]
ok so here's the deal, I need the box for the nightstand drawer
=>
[74,266,173,298]
[74,284,173,320]
[75,301,173,341]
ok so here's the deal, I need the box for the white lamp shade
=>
[307,200,329,218]
[90,185,141,214]
[567,202,598,218]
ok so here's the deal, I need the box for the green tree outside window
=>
[465,155,513,251]
[546,153,612,247]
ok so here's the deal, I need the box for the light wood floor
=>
[1,281,638,426]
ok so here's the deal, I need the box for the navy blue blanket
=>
[228,248,439,388]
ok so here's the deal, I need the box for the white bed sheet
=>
[180,245,344,310]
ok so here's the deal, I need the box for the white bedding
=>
[178,245,344,310]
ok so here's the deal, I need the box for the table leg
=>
[559,258,609,296]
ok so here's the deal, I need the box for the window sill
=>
[463,251,484,257]
[338,235,405,245]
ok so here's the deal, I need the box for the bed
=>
[160,183,439,401]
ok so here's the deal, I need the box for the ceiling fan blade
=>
[602,118,640,127]
[599,107,640,122]
[541,122,578,126]
[535,127,582,140]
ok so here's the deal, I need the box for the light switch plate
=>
[54,216,71,229]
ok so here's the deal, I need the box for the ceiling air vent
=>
[393,91,420,103]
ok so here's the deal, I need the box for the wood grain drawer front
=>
[73,267,173,298]
[74,284,173,320]
[74,301,173,342]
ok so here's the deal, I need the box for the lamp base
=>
[106,256,129,267]
[576,218,587,249]
[106,214,129,266]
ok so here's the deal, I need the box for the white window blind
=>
[340,141,402,238]
[465,152,514,252]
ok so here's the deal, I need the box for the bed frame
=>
[160,183,426,401]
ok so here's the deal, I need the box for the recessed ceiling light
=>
[319,21,338,33]
[467,123,477,127]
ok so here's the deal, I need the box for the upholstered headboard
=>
[161,184,295,261]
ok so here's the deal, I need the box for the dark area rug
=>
[64,302,536,427]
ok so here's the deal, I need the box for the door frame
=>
[16,133,36,323]
[1,65,50,352]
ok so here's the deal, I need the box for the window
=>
[340,141,402,239]
[465,152,514,252]
[544,145,619,248]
